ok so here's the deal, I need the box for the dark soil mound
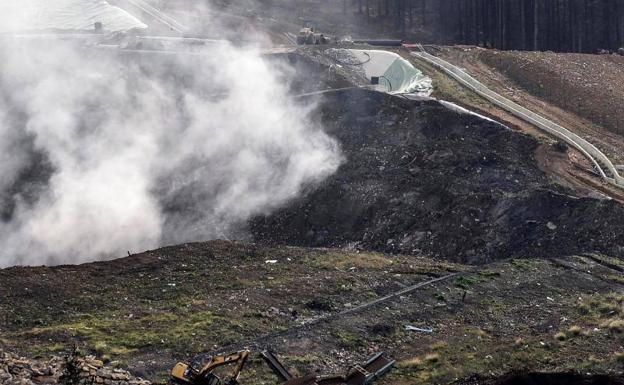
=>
[497,372,624,385]
[457,372,624,385]
[250,89,624,263]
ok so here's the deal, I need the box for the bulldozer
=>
[171,350,250,385]
[296,22,330,45]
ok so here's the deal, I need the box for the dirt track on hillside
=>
[437,47,624,166]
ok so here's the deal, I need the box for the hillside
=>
[2,2,624,385]
[479,50,624,137]
[434,47,624,164]
[251,86,624,263]
[1,241,624,385]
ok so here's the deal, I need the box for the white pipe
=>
[411,48,624,189]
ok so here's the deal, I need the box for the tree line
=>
[347,0,624,53]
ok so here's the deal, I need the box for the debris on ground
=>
[169,349,394,385]
[171,350,249,385]
[260,350,394,385]
[0,351,150,385]
[404,326,434,334]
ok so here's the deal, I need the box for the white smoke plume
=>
[0,14,341,266]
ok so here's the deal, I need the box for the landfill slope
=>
[250,89,624,263]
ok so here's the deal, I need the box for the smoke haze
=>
[0,14,342,266]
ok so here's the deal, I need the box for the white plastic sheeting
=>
[439,100,499,125]
[349,49,433,96]
[0,0,147,33]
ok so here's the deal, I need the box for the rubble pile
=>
[0,352,150,385]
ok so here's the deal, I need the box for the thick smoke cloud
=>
[0,31,341,266]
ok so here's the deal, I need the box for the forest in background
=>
[347,0,624,53]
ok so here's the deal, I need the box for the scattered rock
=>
[0,352,150,385]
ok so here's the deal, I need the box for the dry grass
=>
[608,319,624,333]
[424,353,440,364]
[310,251,393,270]
[567,325,583,336]
[554,332,567,341]
[398,357,422,369]
[430,341,449,351]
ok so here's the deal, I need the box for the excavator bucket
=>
[359,352,395,383]
[261,350,394,385]
[260,350,293,382]
[318,352,395,385]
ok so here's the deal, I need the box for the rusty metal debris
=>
[260,350,395,385]
[171,349,394,385]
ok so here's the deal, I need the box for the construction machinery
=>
[296,22,330,45]
[261,350,395,385]
[171,350,250,385]
[172,349,393,385]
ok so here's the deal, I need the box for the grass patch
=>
[478,270,501,279]
[332,330,361,348]
[567,325,583,336]
[454,276,475,290]
[17,310,247,358]
[510,259,535,271]
[607,275,624,285]
[430,341,448,351]
[434,293,446,302]
[578,293,623,319]
[608,319,624,333]
[309,251,393,270]
[397,357,422,369]
[423,353,440,364]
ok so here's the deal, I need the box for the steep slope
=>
[479,50,624,137]
[250,89,624,263]
[435,47,624,167]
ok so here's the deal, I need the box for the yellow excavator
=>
[171,349,394,385]
[171,350,250,385]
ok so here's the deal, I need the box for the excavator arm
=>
[171,350,250,385]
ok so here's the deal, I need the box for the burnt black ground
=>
[250,88,624,263]
[454,372,624,385]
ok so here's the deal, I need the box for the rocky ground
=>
[0,351,149,385]
[1,242,624,385]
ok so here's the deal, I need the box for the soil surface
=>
[436,47,624,166]
[3,8,624,384]
[404,46,624,203]
[1,241,623,385]
[453,372,624,385]
[250,88,624,264]
[479,50,624,137]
